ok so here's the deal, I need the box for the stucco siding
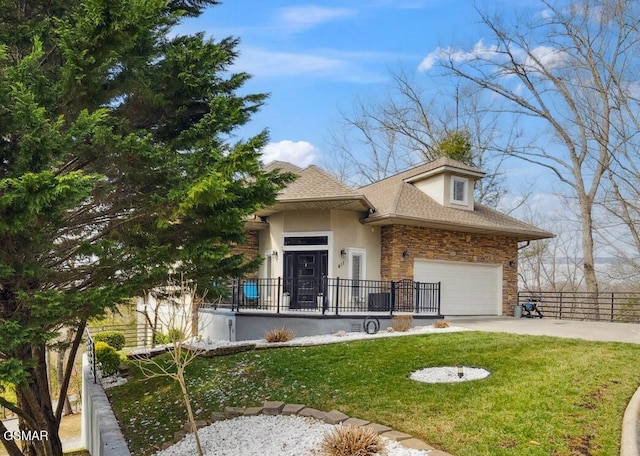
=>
[330,210,381,281]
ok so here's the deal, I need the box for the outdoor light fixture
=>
[457,366,464,378]
[340,248,347,258]
[508,260,516,268]
[402,250,410,259]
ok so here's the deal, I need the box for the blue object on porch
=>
[243,281,259,308]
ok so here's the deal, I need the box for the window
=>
[349,249,366,302]
[284,236,328,246]
[451,177,468,205]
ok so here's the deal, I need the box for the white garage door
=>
[414,259,502,315]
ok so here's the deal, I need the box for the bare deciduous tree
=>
[430,0,640,294]
[325,71,514,207]
[598,148,640,276]
[132,275,208,456]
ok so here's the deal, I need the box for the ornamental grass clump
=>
[391,315,413,332]
[264,326,296,343]
[321,425,385,456]
[433,320,450,328]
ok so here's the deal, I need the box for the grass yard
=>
[107,331,640,455]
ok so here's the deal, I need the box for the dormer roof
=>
[403,156,485,182]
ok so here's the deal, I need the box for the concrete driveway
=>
[448,316,640,344]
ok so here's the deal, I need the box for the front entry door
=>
[284,251,328,309]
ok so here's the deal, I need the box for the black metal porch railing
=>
[204,277,441,316]
[518,290,640,323]
[84,327,98,384]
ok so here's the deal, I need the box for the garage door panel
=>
[414,260,501,315]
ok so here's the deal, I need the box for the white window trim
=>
[450,176,469,206]
[348,248,367,303]
[282,231,332,252]
[282,231,334,277]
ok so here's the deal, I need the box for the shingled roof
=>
[359,159,552,240]
[259,159,553,241]
[256,161,373,215]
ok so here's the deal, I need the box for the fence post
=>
[231,279,238,312]
[611,292,615,322]
[390,281,396,316]
[322,276,329,315]
[559,292,563,320]
[437,282,441,316]
[415,282,420,313]
[276,277,281,314]
[335,277,340,316]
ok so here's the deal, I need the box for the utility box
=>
[513,304,523,318]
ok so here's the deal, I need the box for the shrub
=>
[320,425,384,456]
[264,326,296,343]
[155,328,185,345]
[93,331,126,350]
[433,320,450,329]
[94,341,121,377]
[391,315,413,332]
[167,327,185,342]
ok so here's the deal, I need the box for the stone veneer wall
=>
[380,225,518,316]
[231,230,260,278]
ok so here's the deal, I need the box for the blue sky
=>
[177,1,555,203]
[179,2,494,159]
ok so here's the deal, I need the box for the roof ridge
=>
[359,157,482,190]
[304,164,359,195]
[389,182,409,213]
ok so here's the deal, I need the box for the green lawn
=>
[107,331,640,455]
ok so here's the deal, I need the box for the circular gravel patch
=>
[410,366,490,383]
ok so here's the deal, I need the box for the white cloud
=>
[418,40,500,72]
[418,40,569,75]
[237,47,344,77]
[235,47,389,83]
[278,6,356,33]
[523,46,569,71]
[262,140,318,167]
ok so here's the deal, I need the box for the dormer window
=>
[451,177,468,206]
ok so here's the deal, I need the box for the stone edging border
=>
[157,401,454,456]
[621,386,640,456]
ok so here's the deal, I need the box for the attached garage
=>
[413,259,502,315]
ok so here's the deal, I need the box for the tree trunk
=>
[55,322,86,422]
[0,419,24,456]
[580,201,599,294]
[177,368,203,456]
[55,351,72,416]
[579,197,600,319]
[14,345,64,456]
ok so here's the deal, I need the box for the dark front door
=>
[284,251,328,309]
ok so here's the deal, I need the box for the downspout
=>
[517,240,531,250]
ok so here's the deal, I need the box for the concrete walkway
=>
[448,316,640,456]
[448,316,640,344]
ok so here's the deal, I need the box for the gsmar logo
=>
[3,430,49,441]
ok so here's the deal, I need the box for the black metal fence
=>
[85,327,98,384]
[518,291,640,323]
[205,277,441,316]
[88,323,153,348]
